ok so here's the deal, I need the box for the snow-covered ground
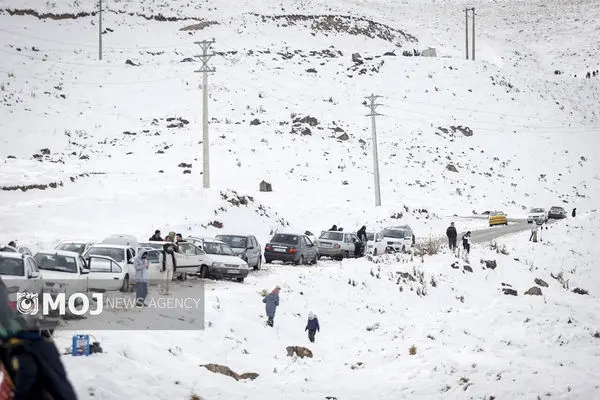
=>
[1,0,599,398]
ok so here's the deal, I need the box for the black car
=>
[264,233,319,265]
[548,206,567,219]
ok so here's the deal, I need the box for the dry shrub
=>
[413,236,441,256]
[409,345,417,355]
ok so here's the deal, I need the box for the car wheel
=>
[311,254,318,264]
[120,274,129,292]
[265,258,272,264]
[373,249,378,256]
[255,257,262,271]
[296,256,304,265]
[236,277,244,283]
[402,245,406,253]
[200,265,209,278]
[344,251,350,258]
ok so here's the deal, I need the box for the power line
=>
[364,94,383,207]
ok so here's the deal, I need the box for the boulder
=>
[201,364,259,381]
[524,286,542,296]
[446,164,458,172]
[483,260,497,269]
[463,265,473,273]
[502,288,517,296]
[534,278,548,287]
[352,53,363,64]
[336,132,349,141]
[573,288,589,295]
[250,118,261,126]
[286,346,313,358]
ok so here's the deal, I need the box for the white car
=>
[365,231,386,256]
[381,226,415,253]
[527,208,548,224]
[186,236,250,282]
[138,240,210,276]
[0,250,43,301]
[83,244,136,291]
[54,240,95,255]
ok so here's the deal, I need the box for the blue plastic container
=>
[72,334,90,356]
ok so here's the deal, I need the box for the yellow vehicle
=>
[488,211,508,227]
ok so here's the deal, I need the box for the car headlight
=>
[212,262,224,267]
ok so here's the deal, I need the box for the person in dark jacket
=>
[462,231,471,254]
[0,278,77,400]
[161,244,177,295]
[446,222,457,251]
[262,286,280,327]
[572,208,576,218]
[305,312,320,343]
[175,233,183,243]
[355,226,367,257]
[357,226,367,242]
[149,230,163,241]
[329,225,338,231]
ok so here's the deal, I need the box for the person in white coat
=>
[161,244,176,295]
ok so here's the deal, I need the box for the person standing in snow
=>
[572,208,576,218]
[149,230,163,241]
[134,250,150,306]
[305,312,320,343]
[446,222,457,251]
[462,231,471,254]
[355,226,367,256]
[529,223,539,242]
[329,225,337,231]
[161,244,176,295]
[262,286,280,327]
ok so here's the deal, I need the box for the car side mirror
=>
[80,268,90,275]
[128,258,134,264]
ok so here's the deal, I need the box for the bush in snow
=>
[413,236,441,256]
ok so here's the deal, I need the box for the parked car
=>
[489,211,508,226]
[381,226,415,253]
[527,208,547,224]
[365,231,386,256]
[264,233,319,265]
[186,237,249,282]
[54,240,95,255]
[215,234,262,270]
[0,244,33,256]
[138,240,210,277]
[83,244,136,291]
[314,230,361,260]
[548,206,567,219]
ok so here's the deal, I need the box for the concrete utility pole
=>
[194,39,216,189]
[364,94,383,207]
[471,7,475,61]
[98,0,102,60]
[465,8,469,60]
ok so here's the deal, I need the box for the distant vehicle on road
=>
[264,233,319,265]
[488,211,508,227]
[548,206,567,219]
[527,208,548,224]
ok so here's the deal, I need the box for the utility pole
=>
[194,39,216,189]
[465,8,469,60]
[364,94,383,207]
[98,0,102,60]
[471,7,475,60]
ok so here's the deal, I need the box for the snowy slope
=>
[1,0,600,398]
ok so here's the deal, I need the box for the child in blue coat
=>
[305,312,320,342]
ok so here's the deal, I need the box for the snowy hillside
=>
[1,0,599,247]
[1,0,600,398]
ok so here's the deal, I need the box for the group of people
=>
[0,278,77,399]
[262,286,321,343]
[149,229,183,244]
[446,222,472,255]
[328,224,368,257]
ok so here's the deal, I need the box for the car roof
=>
[273,233,304,236]
[57,240,94,244]
[35,249,81,258]
[215,234,249,237]
[0,251,26,259]
[89,244,130,249]
[187,236,225,244]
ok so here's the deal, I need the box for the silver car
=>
[315,231,362,260]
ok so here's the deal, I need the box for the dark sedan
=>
[548,206,567,219]
[264,233,319,265]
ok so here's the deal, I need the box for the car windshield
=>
[318,231,343,241]
[34,253,78,273]
[216,235,247,249]
[0,257,25,277]
[531,208,544,213]
[86,247,125,263]
[203,242,236,256]
[56,243,87,254]
[138,242,165,249]
[271,234,299,245]
[382,229,409,239]
[366,233,375,241]
[551,207,563,211]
